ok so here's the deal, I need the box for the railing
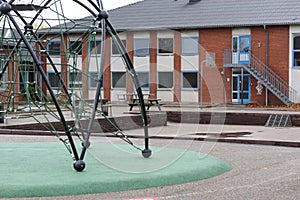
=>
[223,49,297,104]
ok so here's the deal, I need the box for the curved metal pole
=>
[105,19,150,152]
[80,11,106,160]
[7,12,80,161]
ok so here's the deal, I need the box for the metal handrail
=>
[223,49,297,103]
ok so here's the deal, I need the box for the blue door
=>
[238,36,250,64]
[238,74,250,104]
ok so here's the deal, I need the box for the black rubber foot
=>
[142,148,152,158]
[73,160,85,172]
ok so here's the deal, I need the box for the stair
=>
[242,53,296,106]
[265,114,292,127]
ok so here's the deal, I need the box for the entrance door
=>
[232,35,251,65]
[238,74,250,104]
[232,73,250,104]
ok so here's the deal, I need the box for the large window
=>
[48,72,61,88]
[69,71,82,88]
[112,72,126,88]
[47,41,61,56]
[293,33,300,68]
[158,72,173,89]
[182,71,198,89]
[182,37,198,55]
[69,41,82,55]
[89,40,101,55]
[112,39,126,55]
[158,38,173,54]
[137,72,149,88]
[134,38,150,56]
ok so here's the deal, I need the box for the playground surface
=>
[0,105,299,199]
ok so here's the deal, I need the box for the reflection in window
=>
[134,38,150,56]
[112,72,126,88]
[239,37,249,52]
[89,40,101,55]
[89,72,103,88]
[47,41,61,56]
[137,72,149,88]
[182,37,198,55]
[158,38,173,54]
[112,39,126,55]
[69,41,82,55]
[48,72,61,88]
[182,71,198,89]
[232,37,238,53]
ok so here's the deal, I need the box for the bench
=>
[128,98,164,111]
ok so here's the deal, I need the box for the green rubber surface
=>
[0,142,232,198]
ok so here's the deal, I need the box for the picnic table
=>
[128,94,164,111]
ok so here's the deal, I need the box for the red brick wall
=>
[173,31,181,103]
[150,31,157,99]
[199,28,232,104]
[251,25,289,105]
[104,33,111,100]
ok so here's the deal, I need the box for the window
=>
[134,38,150,56]
[182,71,198,89]
[112,72,126,88]
[48,72,61,88]
[182,37,198,55]
[137,72,149,88]
[112,39,126,55]
[69,41,82,55]
[158,38,173,54]
[47,41,61,56]
[89,40,101,55]
[232,36,238,53]
[293,33,300,68]
[158,72,173,89]
[69,71,82,88]
[89,72,103,88]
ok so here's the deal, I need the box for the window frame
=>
[47,72,61,89]
[293,33,300,68]
[89,72,104,89]
[112,39,126,56]
[89,40,101,56]
[182,71,198,90]
[69,40,82,55]
[47,40,61,56]
[134,38,150,56]
[158,38,174,55]
[136,71,150,89]
[157,71,173,90]
[181,36,198,55]
[111,71,126,88]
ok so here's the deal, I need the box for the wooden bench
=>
[128,98,164,111]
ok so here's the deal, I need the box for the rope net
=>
[0,0,145,157]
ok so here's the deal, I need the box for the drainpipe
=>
[264,25,269,106]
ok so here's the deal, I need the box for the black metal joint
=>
[24,23,34,31]
[97,10,109,21]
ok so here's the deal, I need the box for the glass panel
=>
[47,41,60,55]
[293,35,300,50]
[240,93,249,99]
[89,40,101,55]
[89,72,103,88]
[48,73,61,88]
[112,39,126,55]
[158,72,173,88]
[232,76,238,91]
[69,41,82,55]
[241,76,249,90]
[134,39,149,56]
[69,72,82,88]
[182,72,198,88]
[137,72,149,88]
[232,93,238,99]
[158,38,173,54]
[294,51,300,66]
[182,37,198,54]
[232,37,238,52]
[240,37,249,52]
[112,72,126,88]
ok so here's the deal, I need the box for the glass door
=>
[238,74,250,104]
[238,36,250,64]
